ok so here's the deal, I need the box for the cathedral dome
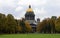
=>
[26,5,33,12]
[25,5,35,16]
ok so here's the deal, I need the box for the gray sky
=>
[0,0,60,21]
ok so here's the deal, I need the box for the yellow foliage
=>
[25,21,32,32]
[55,18,60,32]
[16,25,22,32]
[37,22,44,32]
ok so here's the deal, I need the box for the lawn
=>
[0,34,60,38]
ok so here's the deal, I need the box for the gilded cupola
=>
[26,5,33,12]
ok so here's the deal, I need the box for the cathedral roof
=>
[26,5,33,12]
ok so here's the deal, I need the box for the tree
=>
[0,13,3,33]
[6,14,17,33]
[25,21,32,32]
[55,17,60,32]
[37,19,47,33]
[51,16,57,33]
[15,19,22,33]
[0,13,6,33]
[37,18,52,33]
[15,25,22,33]
[37,22,43,33]
[20,19,26,33]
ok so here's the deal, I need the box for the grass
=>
[0,34,60,38]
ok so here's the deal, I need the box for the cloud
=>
[34,8,47,15]
[0,0,17,8]
[18,0,47,6]
[0,0,60,21]
[15,6,23,11]
[47,0,60,7]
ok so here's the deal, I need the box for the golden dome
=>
[27,8,33,12]
[26,5,33,12]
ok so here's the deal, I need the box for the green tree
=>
[0,13,6,33]
[6,14,17,33]
[20,20,26,33]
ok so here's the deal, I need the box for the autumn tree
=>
[25,21,32,33]
[20,18,32,33]
[55,17,60,32]
[15,19,22,33]
[37,22,43,33]
[37,19,47,33]
[50,16,57,33]
[15,25,22,33]
[37,18,52,33]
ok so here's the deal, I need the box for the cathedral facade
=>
[25,5,40,32]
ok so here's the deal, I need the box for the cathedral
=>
[25,5,40,32]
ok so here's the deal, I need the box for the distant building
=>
[25,5,40,32]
